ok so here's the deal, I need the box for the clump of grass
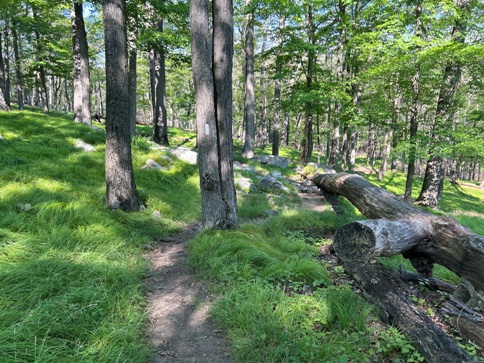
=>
[188,215,398,362]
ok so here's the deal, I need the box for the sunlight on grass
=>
[0,109,201,362]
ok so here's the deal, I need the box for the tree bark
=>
[271,17,284,156]
[416,0,469,208]
[404,0,422,201]
[127,13,138,136]
[71,0,91,124]
[152,20,169,146]
[213,0,238,227]
[103,0,143,212]
[312,172,484,292]
[0,30,9,111]
[300,4,315,164]
[190,0,238,229]
[346,263,473,363]
[11,24,23,110]
[241,0,255,159]
[378,128,392,181]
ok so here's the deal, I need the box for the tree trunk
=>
[103,0,143,212]
[241,1,255,159]
[3,27,10,107]
[190,0,238,229]
[300,4,315,164]
[346,262,473,363]
[152,20,169,146]
[378,129,392,181]
[213,0,238,227]
[0,30,9,111]
[404,0,422,201]
[71,0,91,124]
[256,28,267,147]
[32,8,49,113]
[271,17,284,157]
[416,0,469,208]
[11,24,23,110]
[128,15,138,136]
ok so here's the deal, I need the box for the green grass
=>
[0,109,200,362]
[188,210,426,362]
[2,108,483,362]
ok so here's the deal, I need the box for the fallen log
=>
[312,172,484,292]
[313,172,484,358]
[348,262,473,363]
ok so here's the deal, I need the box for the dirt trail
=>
[144,224,235,363]
[144,186,327,363]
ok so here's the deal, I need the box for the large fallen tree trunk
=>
[312,172,484,359]
[312,172,484,292]
[348,262,473,363]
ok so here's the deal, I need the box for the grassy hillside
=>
[0,109,199,362]
[1,108,483,362]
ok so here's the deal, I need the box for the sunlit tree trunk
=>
[271,17,284,157]
[152,20,169,146]
[416,0,469,208]
[128,13,138,136]
[328,1,346,169]
[103,0,143,212]
[190,0,238,229]
[242,0,255,158]
[404,0,423,200]
[71,0,91,124]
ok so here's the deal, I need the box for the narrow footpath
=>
[144,224,235,363]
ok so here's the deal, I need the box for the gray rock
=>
[143,159,167,171]
[235,177,252,192]
[270,171,283,179]
[258,176,290,193]
[234,161,254,172]
[74,139,96,152]
[152,210,162,219]
[170,147,198,165]
[252,155,291,168]
[87,124,105,133]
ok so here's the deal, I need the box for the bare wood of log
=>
[312,172,484,292]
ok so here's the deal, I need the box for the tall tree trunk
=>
[103,0,143,212]
[213,0,238,227]
[256,28,267,146]
[128,13,138,135]
[300,4,314,163]
[416,0,469,208]
[378,128,393,181]
[71,0,91,124]
[241,0,255,158]
[404,0,423,200]
[0,30,9,111]
[11,24,23,110]
[328,1,346,169]
[190,0,238,229]
[32,9,49,113]
[271,17,284,157]
[152,20,169,146]
[2,27,11,108]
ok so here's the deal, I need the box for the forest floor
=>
[144,189,327,363]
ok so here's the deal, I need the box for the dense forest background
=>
[0,0,483,207]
